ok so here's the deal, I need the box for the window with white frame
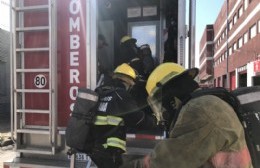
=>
[238,37,243,48]
[244,32,248,44]
[258,20,260,33]
[238,6,243,18]
[229,47,232,56]
[129,21,159,58]
[244,0,248,10]
[233,42,237,51]
[229,20,233,30]
[233,14,237,24]
[249,24,257,39]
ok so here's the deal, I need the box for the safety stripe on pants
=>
[106,137,126,151]
[94,115,123,126]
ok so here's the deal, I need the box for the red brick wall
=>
[213,0,260,79]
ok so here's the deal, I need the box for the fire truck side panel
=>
[21,0,88,127]
[4,0,194,167]
[56,0,87,127]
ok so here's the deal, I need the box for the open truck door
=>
[6,0,192,167]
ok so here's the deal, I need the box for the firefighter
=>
[119,35,143,76]
[138,44,156,79]
[121,62,252,168]
[119,36,152,115]
[90,63,156,168]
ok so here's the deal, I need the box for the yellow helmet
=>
[113,63,137,80]
[120,35,137,44]
[146,63,198,96]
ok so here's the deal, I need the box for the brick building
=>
[199,0,260,90]
[199,25,214,87]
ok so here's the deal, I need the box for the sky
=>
[195,0,225,67]
[0,0,10,31]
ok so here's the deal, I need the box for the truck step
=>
[17,146,54,155]
[4,157,70,168]
[17,129,50,134]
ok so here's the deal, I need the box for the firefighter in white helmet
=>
[121,62,252,168]
[90,63,156,168]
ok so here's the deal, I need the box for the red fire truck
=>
[5,0,195,167]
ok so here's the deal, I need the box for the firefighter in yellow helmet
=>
[121,62,252,168]
[119,36,154,120]
[90,63,156,168]
[120,35,137,44]
[118,35,143,75]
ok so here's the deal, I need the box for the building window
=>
[233,13,237,24]
[244,32,248,44]
[244,0,248,10]
[258,20,260,33]
[222,31,225,39]
[233,42,237,51]
[129,21,159,58]
[238,37,243,48]
[224,51,227,59]
[229,20,233,30]
[238,6,243,18]
[249,24,257,39]
[229,47,232,56]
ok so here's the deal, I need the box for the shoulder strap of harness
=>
[171,87,242,129]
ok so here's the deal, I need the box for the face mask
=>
[147,94,166,124]
[147,92,181,127]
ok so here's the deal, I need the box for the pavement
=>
[0,104,16,168]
